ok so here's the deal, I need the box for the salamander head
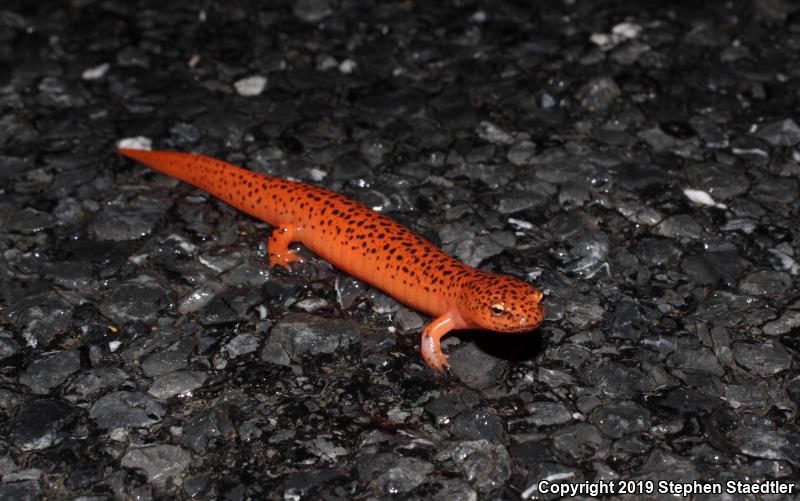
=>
[457,272,545,333]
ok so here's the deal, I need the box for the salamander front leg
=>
[268,224,304,270]
[420,314,456,372]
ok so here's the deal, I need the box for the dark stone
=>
[451,409,506,442]
[8,398,78,451]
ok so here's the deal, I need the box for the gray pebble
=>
[552,423,610,463]
[0,480,41,501]
[655,214,704,240]
[181,407,236,453]
[755,118,800,146]
[763,310,800,336]
[732,342,793,377]
[394,306,424,332]
[525,401,573,426]
[374,457,433,495]
[89,391,166,429]
[589,401,651,438]
[293,0,333,23]
[19,349,80,394]
[6,208,57,234]
[8,398,77,451]
[225,333,260,358]
[68,368,129,399]
[148,370,207,400]
[141,337,197,377]
[268,312,361,358]
[424,395,465,425]
[88,202,166,241]
[451,409,506,442]
[435,440,512,493]
[121,444,191,487]
[737,426,800,466]
[448,342,506,390]
[100,278,172,325]
[261,342,292,366]
[579,77,622,110]
[725,383,768,410]
[738,270,792,296]
[5,292,73,347]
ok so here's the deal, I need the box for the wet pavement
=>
[1,0,800,499]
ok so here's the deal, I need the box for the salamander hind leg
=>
[420,314,456,372]
[268,224,304,270]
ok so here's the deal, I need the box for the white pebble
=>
[295,298,328,312]
[612,22,642,40]
[178,283,225,314]
[167,233,197,254]
[308,168,328,181]
[338,59,357,74]
[117,136,152,151]
[683,188,727,209]
[127,254,148,265]
[471,10,487,23]
[589,33,612,47]
[591,22,643,50]
[508,218,534,230]
[82,62,110,80]
[234,75,267,96]
[109,428,129,442]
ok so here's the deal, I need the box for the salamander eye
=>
[491,303,505,316]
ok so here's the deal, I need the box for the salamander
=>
[118,148,545,371]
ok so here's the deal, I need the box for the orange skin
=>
[119,148,545,371]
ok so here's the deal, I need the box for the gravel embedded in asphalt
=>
[1,0,800,499]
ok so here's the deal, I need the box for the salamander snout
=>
[457,273,545,333]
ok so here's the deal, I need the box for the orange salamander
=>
[119,148,545,371]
